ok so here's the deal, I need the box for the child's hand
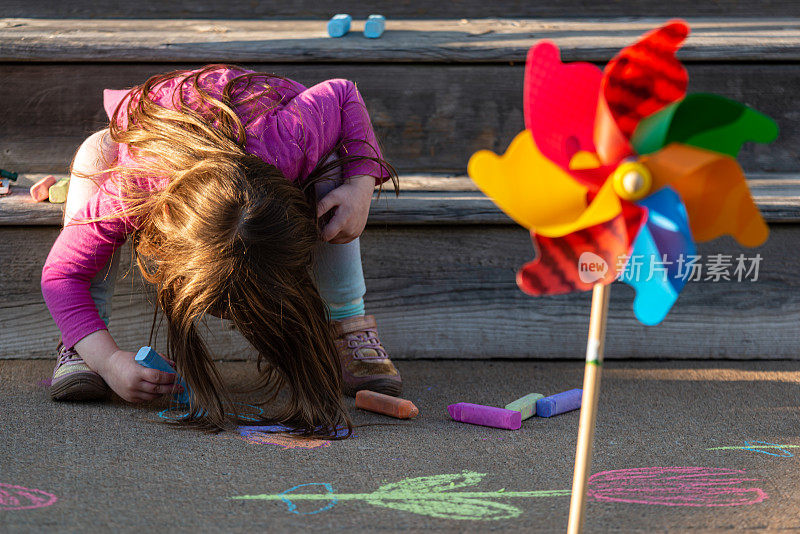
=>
[316,175,375,244]
[101,350,184,403]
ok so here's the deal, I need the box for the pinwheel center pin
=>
[611,161,652,201]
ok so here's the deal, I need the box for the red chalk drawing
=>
[232,466,767,520]
[587,467,768,507]
[0,484,58,510]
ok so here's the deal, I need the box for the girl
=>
[42,64,401,436]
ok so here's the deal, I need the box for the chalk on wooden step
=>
[30,175,58,202]
[134,346,191,405]
[448,402,521,430]
[535,388,583,418]
[505,393,544,420]
[356,390,418,419]
[327,14,351,37]
[0,179,9,195]
[0,169,18,181]
[364,14,385,38]
[48,178,70,204]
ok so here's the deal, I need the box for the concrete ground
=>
[2,359,799,533]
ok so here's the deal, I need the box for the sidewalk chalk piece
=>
[134,346,191,405]
[30,175,57,202]
[48,177,70,204]
[327,14,351,37]
[364,14,386,38]
[356,390,418,419]
[505,393,544,420]
[448,402,521,430]
[535,389,583,418]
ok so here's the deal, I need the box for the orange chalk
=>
[30,175,57,202]
[355,390,419,419]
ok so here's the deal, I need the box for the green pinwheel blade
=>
[632,93,778,157]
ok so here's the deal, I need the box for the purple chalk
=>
[536,388,583,418]
[447,403,521,430]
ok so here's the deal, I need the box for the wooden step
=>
[1,62,798,174]
[5,1,800,19]
[3,18,800,63]
[3,174,800,226]
[1,174,798,360]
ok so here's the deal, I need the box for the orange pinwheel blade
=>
[641,143,769,247]
[467,130,622,238]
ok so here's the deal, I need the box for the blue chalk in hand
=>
[535,388,583,418]
[135,346,191,405]
[364,14,385,39]
[327,14,351,38]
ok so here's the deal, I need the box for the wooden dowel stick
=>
[567,282,611,534]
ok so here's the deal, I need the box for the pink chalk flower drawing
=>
[231,467,767,521]
[0,483,58,511]
[588,467,768,507]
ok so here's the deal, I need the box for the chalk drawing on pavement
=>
[0,484,58,511]
[707,441,797,457]
[230,467,767,520]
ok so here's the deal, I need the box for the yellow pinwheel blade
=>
[468,130,621,238]
[642,143,768,247]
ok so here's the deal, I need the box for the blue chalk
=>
[327,14,351,38]
[134,346,191,405]
[364,14,385,39]
[535,388,583,418]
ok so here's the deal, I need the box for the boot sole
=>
[343,378,402,398]
[50,374,110,402]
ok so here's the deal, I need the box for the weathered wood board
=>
[3,19,800,63]
[2,174,799,226]
[2,224,797,360]
[0,63,797,173]
[5,1,800,19]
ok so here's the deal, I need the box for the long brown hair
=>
[88,64,397,435]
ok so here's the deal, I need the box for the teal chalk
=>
[364,15,385,39]
[135,346,191,405]
[327,14,351,38]
[505,393,544,420]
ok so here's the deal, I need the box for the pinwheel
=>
[467,20,777,534]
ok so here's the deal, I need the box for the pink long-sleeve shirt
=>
[42,66,389,349]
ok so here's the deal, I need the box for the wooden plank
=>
[3,18,800,63]
[2,225,798,360]
[6,1,800,20]
[2,173,799,226]
[1,63,798,174]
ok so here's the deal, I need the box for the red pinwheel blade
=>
[523,42,603,174]
[517,202,646,295]
[602,20,690,140]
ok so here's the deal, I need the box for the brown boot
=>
[332,314,402,397]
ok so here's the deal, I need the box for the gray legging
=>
[89,175,367,325]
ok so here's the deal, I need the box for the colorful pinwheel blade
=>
[595,20,689,165]
[518,202,646,295]
[632,93,779,157]
[621,187,696,325]
[642,143,769,247]
[523,41,606,188]
[467,129,623,237]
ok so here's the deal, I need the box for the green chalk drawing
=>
[231,467,766,521]
[707,441,797,457]
[233,471,567,520]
